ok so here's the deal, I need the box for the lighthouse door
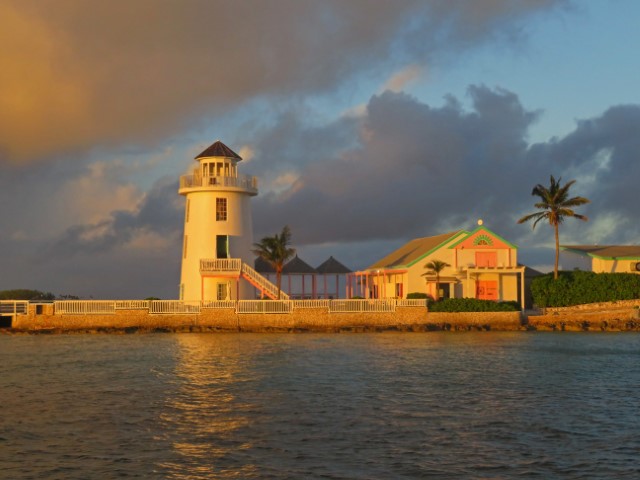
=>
[216,235,229,259]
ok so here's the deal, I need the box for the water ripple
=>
[1,332,640,478]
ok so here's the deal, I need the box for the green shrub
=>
[406,292,430,299]
[429,298,520,312]
[531,271,640,307]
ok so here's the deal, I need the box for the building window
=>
[185,199,190,223]
[216,198,227,221]
[180,284,184,301]
[395,283,403,298]
[183,235,188,259]
[217,283,228,301]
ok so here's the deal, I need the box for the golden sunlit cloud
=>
[381,64,424,93]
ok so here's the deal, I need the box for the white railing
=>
[237,300,293,314]
[115,300,150,310]
[39,298,426,316]
[150,301,201,314]
[200,258,242,273]
[292,299,331,309]
[179,174,258,193]
[396,299,428,308]
[201,300,236,309]
[329,299,396,313]
[55,300,116,315]
[0,300,29,315]
[241,263,290,300]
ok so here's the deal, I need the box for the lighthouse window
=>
[216,198,227,221]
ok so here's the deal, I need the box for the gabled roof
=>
[367,231,464,270]
[561,245,640,260]
[448,225,518,249]
[195,140,242,160]
[282,255,317,274]
[316,256,352,274]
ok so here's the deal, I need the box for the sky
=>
[1,0,639,299]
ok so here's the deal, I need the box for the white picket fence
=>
[201,300,237,309]
[395,299,429,308]
[115,300,150,310]
[38,298,426,315]
[149,301,201,314]
[329,299,396,313]
[291,299,332,309]
[54,301,116,315]
[236,300,293,314]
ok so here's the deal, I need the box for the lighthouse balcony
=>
[200,258,242,274]
[179,174,258,195]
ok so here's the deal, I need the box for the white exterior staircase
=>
[200,258,288,300]
[241,262,290,300]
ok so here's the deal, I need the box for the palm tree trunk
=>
[435,273,440,301]
[554,223,560,280]
[276,270,282,299]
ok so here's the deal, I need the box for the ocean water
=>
[1,332,639,479]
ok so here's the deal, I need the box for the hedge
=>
[428,298,520,312]
[531,271,640,307]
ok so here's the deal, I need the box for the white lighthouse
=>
[178,140,264,301]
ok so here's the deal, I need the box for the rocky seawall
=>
[5,305,524,333]
[4,302,640,333]
[527,301,640,332]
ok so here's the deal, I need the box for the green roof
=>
[367,231,466,269]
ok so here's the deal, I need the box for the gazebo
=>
[316,256,352,299]
[282,255,318,299]
[254,255,352,299]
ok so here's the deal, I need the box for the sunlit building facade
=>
[350,225,526,307]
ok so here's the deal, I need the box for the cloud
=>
[248,87,640,268]
[381,65,424,93]
[0,0,567,163]
[47,177,182,257]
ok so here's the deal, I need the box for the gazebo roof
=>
[316,256,352,274]
[283,255,317,274]
[195,140,242,160]
[254,257,275,273]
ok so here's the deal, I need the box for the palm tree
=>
[517,175,590,280]
[252,225,296,299]
[422,259,450,301]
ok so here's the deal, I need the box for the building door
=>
[476,281,498,300]
[216,235,229,259]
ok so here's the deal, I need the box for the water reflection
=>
[158,335,258,479]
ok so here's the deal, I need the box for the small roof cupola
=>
[195,140,242,180]
[195,140,243,162]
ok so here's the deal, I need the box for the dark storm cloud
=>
[527,105,640,219]
[0,0,567,162]
[253,87,640,251]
